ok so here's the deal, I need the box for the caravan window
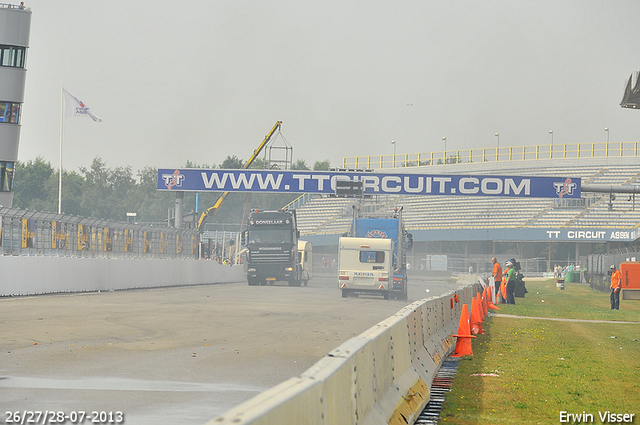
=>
[360,251,385,263]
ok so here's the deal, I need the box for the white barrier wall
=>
[209,278,479,425]
[0,256,245,296]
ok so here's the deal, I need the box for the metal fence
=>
[343,141,640,170]
[0,207,200,259]
[585,251,640,292]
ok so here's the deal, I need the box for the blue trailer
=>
[339,207,411,300]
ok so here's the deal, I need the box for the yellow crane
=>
[196,121,282,232]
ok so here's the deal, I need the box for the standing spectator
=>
[491,257,502,298]
[610,265,622,310]
[504,260,516,305]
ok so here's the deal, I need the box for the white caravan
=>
[297,240,313,286]
[338,237,394,299]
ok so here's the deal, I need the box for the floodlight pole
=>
[442,137,447,163]
[391,140,396,167]
[58,85,64,214]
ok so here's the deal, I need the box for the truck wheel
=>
[383,291,390,300]
[248,279,259,286]
[342,289,348,298]
[289,278,301,287]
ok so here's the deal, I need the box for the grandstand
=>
[295,157,640,234]
[291,144,640,273]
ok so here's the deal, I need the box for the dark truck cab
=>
[242,209,302,286]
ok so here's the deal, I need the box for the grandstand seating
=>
[295,158,640,235]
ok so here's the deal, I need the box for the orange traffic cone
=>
[470,296,484,335]
[487,288,500,310]
[487,285,500,310]
[482,287,489,314]
[476,292,486,322]
[480,290,488,318]
[452,303,475,357]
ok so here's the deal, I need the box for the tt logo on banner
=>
[553,178,577,198]
[162,170,185,190]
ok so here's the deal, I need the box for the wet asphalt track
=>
[0,272,456,425]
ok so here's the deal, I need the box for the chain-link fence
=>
[404,252,555,276]
[0,207,200,259]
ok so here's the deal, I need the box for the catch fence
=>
[0,207,200,259]
[585,251,640,292]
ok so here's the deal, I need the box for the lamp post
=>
[549,130,554,144]
[495,133,499,160]
[605,127,609,144]
[442,137,447,164]
[391,140,396,167]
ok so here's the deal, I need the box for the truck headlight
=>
[285,267,293,272]
[248,267,256,272]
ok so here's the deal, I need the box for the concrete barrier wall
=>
[209,278,479,425]
[0,256,245,296]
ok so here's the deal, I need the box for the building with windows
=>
[0,3,31,207]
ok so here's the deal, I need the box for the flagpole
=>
[58,85,64,214]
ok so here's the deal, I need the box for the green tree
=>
[11,154,320,224]
[58,171,85,215]
[248,157,268,169]
[79,157,112,219]
[133,166,172,223]
[13,157,56,210]
[219,155,244,169]
[292,159,310,170]
[313,159,331,171]
[79,158,137,220]
[184,160,213,169]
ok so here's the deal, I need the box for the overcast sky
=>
[17,0,640,175]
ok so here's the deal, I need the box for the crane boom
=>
[196,121,282,231]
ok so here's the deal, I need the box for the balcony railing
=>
[343,142,640,170]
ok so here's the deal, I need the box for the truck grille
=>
[250,251,291,263]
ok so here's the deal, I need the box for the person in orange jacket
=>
[491,257,502,300]
[610,264,622,310]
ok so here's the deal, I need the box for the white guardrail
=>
[208,276,479,425]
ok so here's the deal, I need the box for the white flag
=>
[63,88,102,122]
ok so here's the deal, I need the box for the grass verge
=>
[440,279,640,424]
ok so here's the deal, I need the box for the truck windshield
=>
[248,228,292,244]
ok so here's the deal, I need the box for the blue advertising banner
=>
[304,226,640,246]
[157,169,581,199]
